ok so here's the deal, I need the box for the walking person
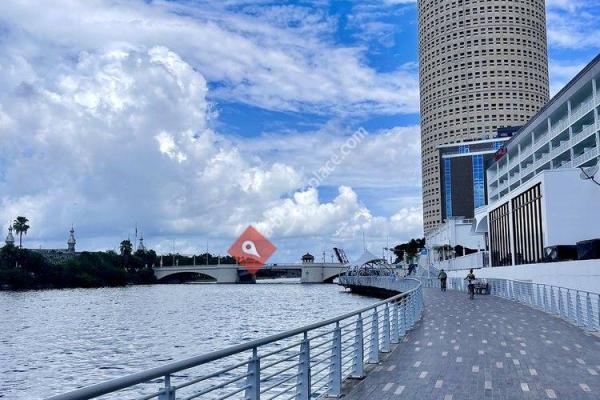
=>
[465,269,476,300]
[438,268,447,292]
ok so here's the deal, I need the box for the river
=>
[0,281,377,399]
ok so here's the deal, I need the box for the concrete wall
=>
[427,218,484,249]
[436,251,488,271]
[447,259,600,293]
[542,169,600,246]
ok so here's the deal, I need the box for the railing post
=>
[382,304,391,352]
[398,297,406,338]
[536,284,542,309]
[328,322,342,397]
[245,348,260,400]
[368,309,379,364]
[566,289,575,323]
[585,293,594,331]
[406,293,415,330]
[575,291,583,327]
[597,295,600,329]
[558,288,565,318]
[296,334,311,400]
[411,292,418,326]
[391,301,399,344]
[550,286,558,314]
[158,375,175,400]
[351,315,365,379]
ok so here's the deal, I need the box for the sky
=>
[0,0,598,262]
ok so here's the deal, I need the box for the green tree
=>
[120,239,133,256]
[12,216,30,248]
[393,238,425,263]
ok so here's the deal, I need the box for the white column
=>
[567,99,574,163]
[593,78,599,151]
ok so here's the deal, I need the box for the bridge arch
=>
[153,266,240,283]
[156,271,217,283]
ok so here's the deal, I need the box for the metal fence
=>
[47,278,422,400]
[421,277,600,332]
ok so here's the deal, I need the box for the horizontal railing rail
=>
[421,277,600,332]
[47,278,422,400]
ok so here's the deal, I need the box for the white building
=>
[476,54,600,267]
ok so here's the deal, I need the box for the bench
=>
[473,281,489,295]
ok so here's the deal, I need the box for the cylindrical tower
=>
[418,0,549,233]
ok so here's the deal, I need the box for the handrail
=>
[421,277,599,332]
[47,277,423,400]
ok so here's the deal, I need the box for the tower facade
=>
[5,226,15,246]
[418,0,550,233]
[67,227,76,252]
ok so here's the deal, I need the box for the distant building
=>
[138,234,146,252]
[30,227,79,265]
[475,54,600,266]
[67,226,76,252]
[5,226,15,246]
[439,136,510,221]
[418,0,550,233]
[301,253,315,264]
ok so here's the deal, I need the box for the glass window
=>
[444,159,453,218]
[472,155,485,208]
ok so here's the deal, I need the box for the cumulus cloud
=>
[0,0,419,116]
[0,41,423,260]
[546,1,600,50]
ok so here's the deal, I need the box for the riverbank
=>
[0,246,155,290]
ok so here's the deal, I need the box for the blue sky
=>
[0,0,598,261]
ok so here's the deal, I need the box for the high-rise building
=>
[418,0,550,233]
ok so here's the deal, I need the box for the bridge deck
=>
[345,288,600,400]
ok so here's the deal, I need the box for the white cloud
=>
[0,0,419,115]
[546,1,600,50]
[0,43,423,260]
[548,59,588,96]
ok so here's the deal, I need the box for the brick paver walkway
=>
[345,288,600,400]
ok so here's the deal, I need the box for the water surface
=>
[0,282,376,399]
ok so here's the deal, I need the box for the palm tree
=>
[120,239,133,256]
[13,216,30,249]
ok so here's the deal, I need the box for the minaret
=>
[67,226,76,252]
[5,226,15,246]
[138,234,146,252]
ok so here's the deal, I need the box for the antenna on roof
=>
[579,159,600,186]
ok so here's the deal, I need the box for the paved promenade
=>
[345,288,600,400]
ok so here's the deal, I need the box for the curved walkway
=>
[345,288,600,400]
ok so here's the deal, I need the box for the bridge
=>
[153,262,346,283]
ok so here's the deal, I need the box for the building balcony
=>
[534,152,550,169]
[550,118,569,138]
[532,132,549,153]
[570,97,594,124]
[573,146,599,167]
[557,159,573,169]
[520,145,534,160]
[550,139,571,158]
[571,123,597,147]
[521,163,535,178]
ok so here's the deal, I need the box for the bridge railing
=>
[47,278,422,400]
[421,277,600,332]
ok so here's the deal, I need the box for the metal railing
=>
[421,277,599,332]
[47,278,423,400]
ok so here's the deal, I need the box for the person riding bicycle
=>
[465,269,476,300]
[438,269,447,292]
